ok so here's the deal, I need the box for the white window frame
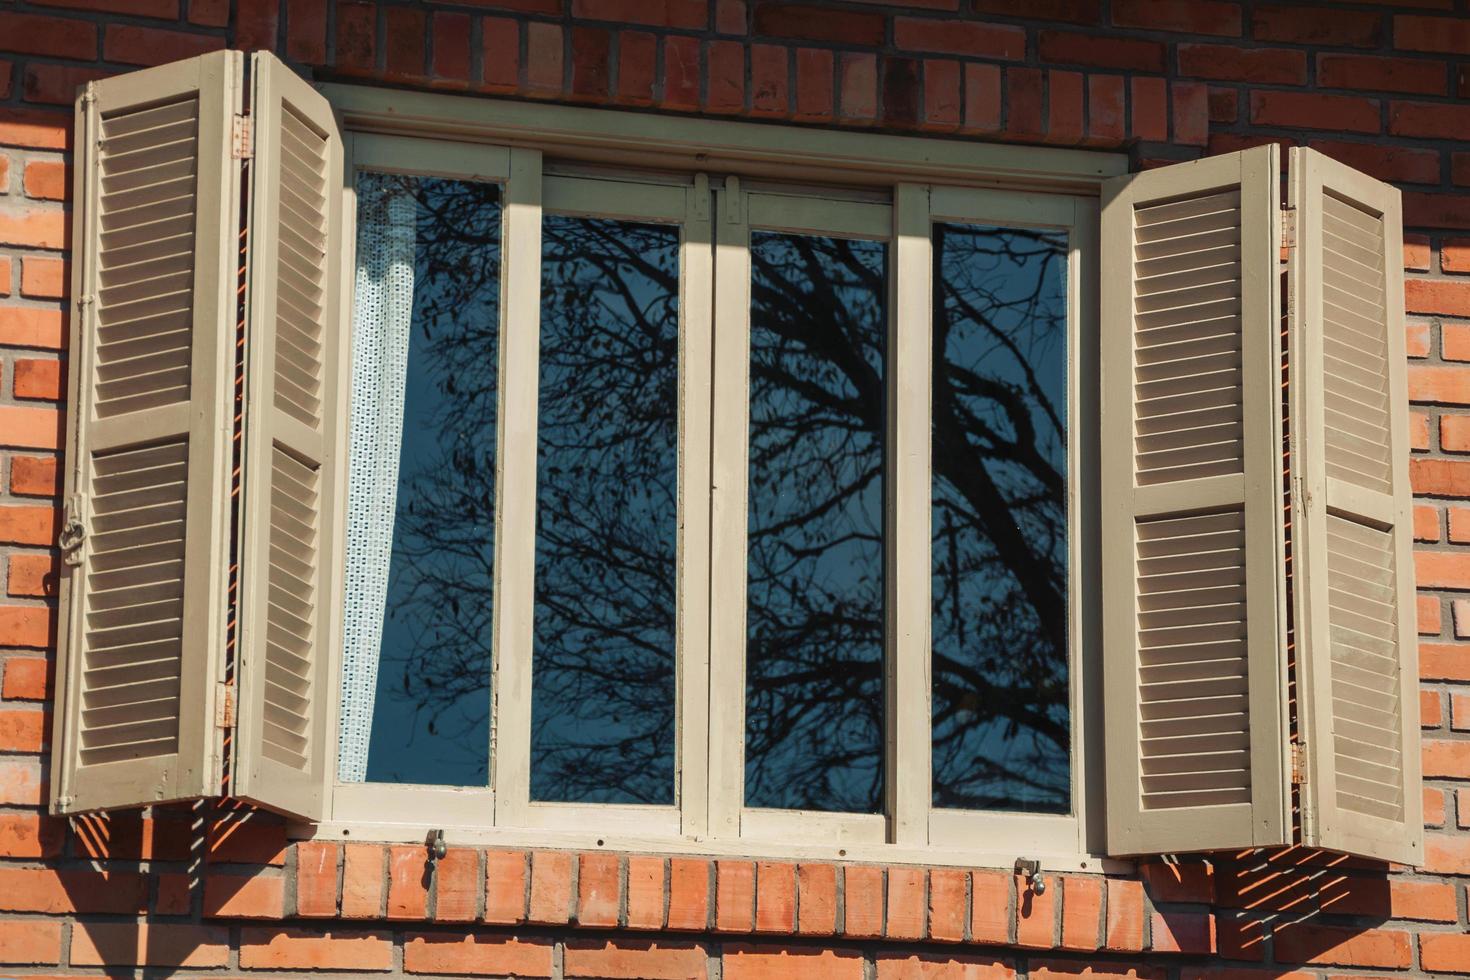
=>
[308,87,1125,872]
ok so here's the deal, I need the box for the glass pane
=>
[341,173,501,786]
[530,215,681,805]
[745,230,888,814]
[930,222,1069,813]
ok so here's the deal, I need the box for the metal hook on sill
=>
[427,828,446,863]
[1014,856,1046,895]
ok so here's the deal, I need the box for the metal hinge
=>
[1281,207,1297,250]
[724,175,742,224]
[232,114,253,159]
[216,682,236,729]
[1290,741,1306,785]
[691,173,710,221]
[58,494,86,567]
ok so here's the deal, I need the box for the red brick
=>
[2,655,49,697]
[295,841,340,917]
[1391,101,1470,141]
[0,209,66,249]
[383,6,426,82]
[573,0,707,29]
[103,24,222,66]
[285,0,327,62]
[0,869,145,913]
[884,56,921,127]
[839,52,877,123]
[724,944,864,980]
[750,43,788,117]
[526,22,563,96]
[0,505,57,546]
[973,0,1096,20]
[481,17,518,92]
[1422,934,1470,974]
[1172,81,1208,146]
[14,358,62,401]
[20,256,65,298]
[1015,875,1055,948]
[923,59,961,132]
[1060,876,1101,951]
[875,952,1015,980]
[1319,53,1445,96]
[7,552,54,598]
[1405,236,1432,271]
[239,927,393,970]
[578,852,621,927]
[1113,0,1240,35]
[0,918,61,964]
[1408,279,1470,317]
[237,0,278,48]
[706,39,744,114]
[34,0,177,16]
[716,0,745,33]
[1307,140,1442,186]
[0,405,61,450]
[1422,640,1470,682]
[963,63,1002,134]
[794,47,833,122]
[1408,320,1433,359]
[886,867,925,940]
[1132,76,1168,141]
[0,308,64,350]
[0,607,52,649]
[1274,924,1411,968]
[405,933,551,976]
[627,855,664,929]
[484,849,527,925]
[663,34,699,111]
[435,849,478,922]
[754,3,884,46]
[1178,44,1304,84]
[1251,91,1379,134]
[1420,594,1443,634]
[190,0,228,26]
[571,26,611,101]
[668,858,710,931]
[1452,506,1470,541]
[0,256,8,295]
[72,923,229,968]
[529,850,573,925]
[1446,240,1470,274]
[1047,69,1083,144]
[971,870,1011,945]
[0,761,43,805]
[1406,191,1470,230]
[72,810,191,862]
[1151,911,1215,954]
[1140,861,1214,903]
[1208,86,1237,124]
[843,865,883,938]
[431,13,471,86]
[1105,879,1144,952]
[928,868,966,943]
[895,17,1024,59]
[1411,411,1431,451]
[753,861,795,932]
[1412,365,1470,405]
[716,860,755,932]
[335,0,374,75]
[564,938,708,980]
[1087,73,1124,144]
[1253,5,1380,46]
[208,813,286,865]
[1007,66,1043,138]
[21,161,65,202]
[1037,31,1164,72]
[341,843,384,918]
[1427,785,1446,826]
[1424,738,1470,778]
[203,873,286,919]
[1426,831,1470,873]
[1417,551,1470,589]
[0,109,69,150]
[1395,14,1470,55]
[617,31,656,106]
[0,812,61,857]
[0,13,96,59]
[1424,688,1444,727]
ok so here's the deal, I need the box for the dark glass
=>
[530,215,681,805]
[361,173,501,785]
[930,223,1069,813]
[744,231,888,814]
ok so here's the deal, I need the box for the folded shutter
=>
[232,52,344,819]
[1101,146,1291,855]
[1288,148,1422,865]
[51,52,243,813]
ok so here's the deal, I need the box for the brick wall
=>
[1,0,1469,976]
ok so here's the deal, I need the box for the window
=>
[51,50,1422,870]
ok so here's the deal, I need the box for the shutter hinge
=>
[691,173,710,222]
[1281,207,1297,250]
[232,114,253,160]
[216,682,236,729]
[724,175,742,224]
[1290,741,1306,786]
[58,494,86,567]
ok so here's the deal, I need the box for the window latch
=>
[1014,856,1046,895]
[58,494,86,567]
[427,828,446,863]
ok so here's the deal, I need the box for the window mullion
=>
[887,183,934,846]
[491,146,544,828]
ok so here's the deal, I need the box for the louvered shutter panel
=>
[232,52,343,819]
[1288,148,1422,865]
[1101,146,1291,855]
[51,52,242,813]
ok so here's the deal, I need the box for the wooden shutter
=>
[1101,146,1291,855]
[1288,148,1422,865]
[232,52,344,819]
[51,52,243,813]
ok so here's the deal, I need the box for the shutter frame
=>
[51,52,242,814]
[232,52,344,819]
[1288,147,1422,866]
[1101,146,1291,856]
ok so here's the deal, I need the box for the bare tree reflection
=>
[370,184,1068,811]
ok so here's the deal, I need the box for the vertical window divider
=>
[707,176,751,839]
[491,146,543,827]
[679,174,715,840]
[888,184,934,845]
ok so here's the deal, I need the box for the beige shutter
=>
[1288,148,1422,865]
[231,52,343,819]
[51,52,243,813]
[1101,145,1291,855]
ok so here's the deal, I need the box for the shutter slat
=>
[1103,145,1290,856]
[1289,147,1422,865]
[233,52,342,820]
